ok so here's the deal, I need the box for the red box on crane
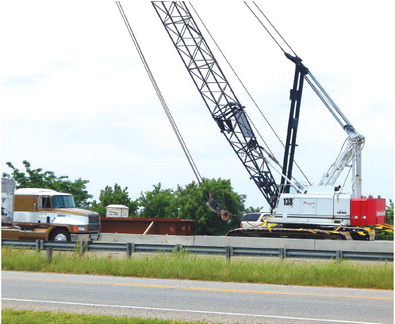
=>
[350,198,386,226]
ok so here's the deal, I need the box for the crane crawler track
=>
[226,225,374,241]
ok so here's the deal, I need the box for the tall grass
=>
[2,248,393,289]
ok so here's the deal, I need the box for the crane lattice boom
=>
[152,2,279,209]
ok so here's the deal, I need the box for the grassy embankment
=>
[2,247,393,289]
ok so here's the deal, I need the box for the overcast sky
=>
[1,1,393,210]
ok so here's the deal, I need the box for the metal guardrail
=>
[2,240,393,261]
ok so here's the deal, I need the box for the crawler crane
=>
[152,2,386,240]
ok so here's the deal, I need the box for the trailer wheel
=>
[50,228,71,242]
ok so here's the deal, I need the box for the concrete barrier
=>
[100,233,393,253]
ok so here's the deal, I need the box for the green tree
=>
[3,161,92,208]
[175,178,245,235]
[91,184,138,217]
[375,200,393,240]
[136,179,245,235]
[138,183,178,218]
[244,206,265,213]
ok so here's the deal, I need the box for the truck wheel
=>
[50,228,71,242]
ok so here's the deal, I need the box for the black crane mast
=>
[280,53,309,194]
[152,2,279,209]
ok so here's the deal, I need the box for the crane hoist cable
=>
[116,1,203,184]
[245,1,298,57]
[190,2,311,185]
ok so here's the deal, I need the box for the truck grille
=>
[88,214,101,232]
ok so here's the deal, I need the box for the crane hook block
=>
[206,193,232,221]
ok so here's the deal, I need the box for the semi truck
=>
[1,177,100,242]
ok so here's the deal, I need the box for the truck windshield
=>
[52,195,76,208]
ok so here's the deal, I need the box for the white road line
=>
[2,297,384,324]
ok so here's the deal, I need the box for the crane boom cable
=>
[190,2,310,185]
[243,2,285,55]
[250,1,298,57]
[243,1,314,186]
[116,1,203,184]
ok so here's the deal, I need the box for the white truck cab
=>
[2,178,100,242]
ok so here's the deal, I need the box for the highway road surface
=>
[2,271,393,323]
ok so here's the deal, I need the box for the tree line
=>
[3,160,392,238]
[3,161,253,235]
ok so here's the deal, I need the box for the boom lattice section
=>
[152,2,279,209]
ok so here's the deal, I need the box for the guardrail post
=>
[279,248,286,259]
[47,247,53,264]
[126,243,135,259]
[35,240,44,252]
[175,244,183,253]
[79,241,87,256]
[336,250,343,259]
[226,246,233,260]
